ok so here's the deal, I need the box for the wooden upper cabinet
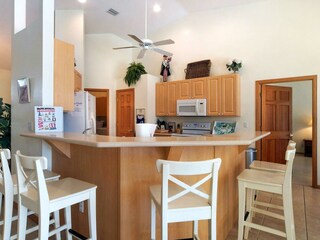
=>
[221,74,240,116]
[167,82,178,116]
[54,39,75,111]
[178,80,191,99]
[74,70,82,92]
[207,77,221,116]
[191,77,207,99]
[178,78,206,99]
[156,83,167,116]
[207,74,240,116]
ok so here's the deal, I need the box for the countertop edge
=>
[21,131,270,148]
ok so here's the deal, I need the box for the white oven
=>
[177,99,206,116]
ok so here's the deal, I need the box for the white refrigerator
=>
[64,91,96,134]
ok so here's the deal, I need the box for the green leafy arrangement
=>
[0,98,11,149]
[226,59,242,73]
[124,62,147,87]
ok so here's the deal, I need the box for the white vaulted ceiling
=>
[0,0,262,69]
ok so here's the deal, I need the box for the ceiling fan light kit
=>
[113,0,175,59]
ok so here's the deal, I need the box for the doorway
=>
[85,88,109,135]
[255,75,317,187]
[116,88,135,137]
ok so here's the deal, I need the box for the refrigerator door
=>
[85,92,96,134]
[64,91,86,133]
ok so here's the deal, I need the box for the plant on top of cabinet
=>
[124,62,147,87]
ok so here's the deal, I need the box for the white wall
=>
[55,10,84,77]
[11,1,54,158]
[138,0,320,183]
[0,69,11,104]
[270,81,312,153]
[85,34,133,135]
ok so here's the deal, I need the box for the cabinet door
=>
[74,70,82,92]
[191,77,207,99]
[54,39,75,111]
[221,74,240,116]
[156,83,167,116]
[207,77,221,116]
[167,82,178,116]
[178,80,191,99]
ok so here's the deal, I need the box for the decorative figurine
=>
[160,55,172,82]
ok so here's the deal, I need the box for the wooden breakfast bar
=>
[21,131,269,240]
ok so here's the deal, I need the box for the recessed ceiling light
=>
[153,4,161,12]
[78,0,87,3]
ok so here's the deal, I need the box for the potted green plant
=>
[124,62,147,87]
[0,98,11,149]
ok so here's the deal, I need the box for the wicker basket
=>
[184,60,211,79]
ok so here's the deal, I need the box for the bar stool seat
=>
[249,140,296,173]
[237,146,296,240]
[0,149,60,239]
[15,152,97,239]
[150,158,221,240]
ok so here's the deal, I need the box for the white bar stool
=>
[15,151,97,240]
[0,149,60,239]
[237,146,296,240]
[249,140,296,172]
[150,158,221,240]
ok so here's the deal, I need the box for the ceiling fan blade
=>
[137,49,147,59]
[152,48,173,57]
[113,46,138,50]
[128,34,144,44]
[153,39,175,46]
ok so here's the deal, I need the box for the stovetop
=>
[181,122,212,135]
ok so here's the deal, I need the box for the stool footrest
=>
[253,200,284,210]
[251,207,285,220]
[69,229,88,240]
[244,221,286,238]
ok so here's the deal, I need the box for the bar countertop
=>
[21,131,270,148]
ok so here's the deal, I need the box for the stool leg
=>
[3,190,13,240]
[17,204,28,240]
[151,199,156,240]
[244,188,253,239]
[161,214,168,240]
[88,190,97,240]
[0,193,3,216]
[193,220,198,239]
[283,189,295,240]
[238,181,245,240]
[39,211,50,240]
[53,210,61,240]
[65,206,72,240]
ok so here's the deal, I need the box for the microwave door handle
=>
[195,101,199,115]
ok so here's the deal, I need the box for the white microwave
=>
[177,99,207,116]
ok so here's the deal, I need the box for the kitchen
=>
[5,0,320,239]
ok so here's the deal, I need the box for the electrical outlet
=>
[79,202,84,213]
[243,122,248,128]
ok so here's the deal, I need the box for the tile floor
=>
[227,154,320,240]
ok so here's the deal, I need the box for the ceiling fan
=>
[113,0,175,59]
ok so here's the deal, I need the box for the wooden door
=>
[178,80,191,99]
[116,89,135,137]
[156,83,167,116]
[261,85,292,164]
[167,82,178,116]
[221,74,240,116]
[85,88,109,135]
[191,77,207,99]
[207,76,221,116]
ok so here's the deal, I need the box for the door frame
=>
[255,75,318,187]
[84,88,109,135]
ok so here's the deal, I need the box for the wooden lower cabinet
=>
[51,143,247,240]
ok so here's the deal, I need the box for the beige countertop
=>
[21,131,270,148]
